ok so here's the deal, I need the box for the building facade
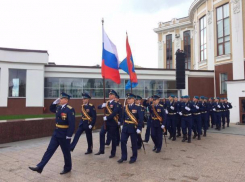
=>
[154,0,245,123]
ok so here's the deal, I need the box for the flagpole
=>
[102,18,106,129]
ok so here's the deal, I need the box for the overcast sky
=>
[0,0,193,68]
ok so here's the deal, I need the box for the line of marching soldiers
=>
[29,91,232,174]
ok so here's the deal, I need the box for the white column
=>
[207,10,215,70]
[158,41,164,68]
[0,66,8,107]
[231,0,245,80]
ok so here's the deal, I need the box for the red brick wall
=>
[188,77,214,98]
[215,63,233,98]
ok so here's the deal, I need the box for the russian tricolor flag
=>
[101,27,121,84]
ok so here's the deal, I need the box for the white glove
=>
[227,105,229,108]
[136,129,141,134]
[161,125,165,129]
[89,125,92,129]
[179,112,183,116]
[196,105,199,109]
[213,108,216,111]
[185,106,190,111]
[217,105,221,108]
[66,136,72,139]
[103,116,107,121]
[165,110,168,114]
[53,98,60,104]
[118,122,120,126]
[170,106,174,110]
[102,103,107,108]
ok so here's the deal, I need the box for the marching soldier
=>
[179,95,194,143]
[143,96,153,143]
[149,95,166,153]
[224,98,232,127]
[208,97,215,128]
[200,96,208,137]
[135,95,145,150]
[166,95,178,141]
[212,97,222,131]
[118,93,143,164]
[70,93,96,154]
[105,93,122,146]
[29,92,75,174]
[95,90,120,158]
[220,98,226,129]
[192,96,202,140]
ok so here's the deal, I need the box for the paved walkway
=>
[0,124,245,182]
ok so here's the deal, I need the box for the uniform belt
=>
[201,112,207,114]
[82,118,91,121]
[56,124,69,129]
[215,110,221,112]
[193,113,201,115]
[125,120,136,124]
[183,114,192,117]
[151,117,160,120]
[168,113,176,115]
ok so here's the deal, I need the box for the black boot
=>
[172,136,176,141]
[193,132,197,139]
[182,135,187,142]
[188,136,191,143]
[168,134,172,140]
[203,131,206,137]
[198,134,201,140]
[177,133,181,137]
[227,123,229,127]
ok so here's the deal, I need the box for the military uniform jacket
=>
[192,101,202,114]
[116,101,123,124]
[180,101,194,115]
[122,103,143,133]
[50,104,75,138]
[200,102,208,113]
[224,102,232,111]
[80,103,96,128]
[212,102,222,112]
[166,101,179,114]
[98,100,120,127]
[207,102,213,113]
[149,104,166,127]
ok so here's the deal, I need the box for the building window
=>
[184,30,191,69]
[220,73,228,94]
[8,69,26,97]
[200,16,207,62]
[217,4,230,56]
[166,34,172,69]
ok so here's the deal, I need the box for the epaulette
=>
[67,105,73,109]
[118,102,122,105]
[159,104,163,107]
[89,103,93,106]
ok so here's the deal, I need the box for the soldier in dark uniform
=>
[220,98,226,129]
[200,96,208,137]
[29,92,75,174]
[179,95,194,143]
[212,97,222,131]
[135,95,145,150]
[70,93,96,154]
[105,93,122,146]
[174,96,182,137]
[192,96,202,140]
[224,98,232,127]
[166,95,178,141]
[149,95,166,153]
[143,96,153,143]
[118,93,143,164]
[95,90,120,158]
[208,97,215,128]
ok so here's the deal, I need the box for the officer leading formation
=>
[29,90,232,174]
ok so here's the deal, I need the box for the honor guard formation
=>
[29,90,233,174]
